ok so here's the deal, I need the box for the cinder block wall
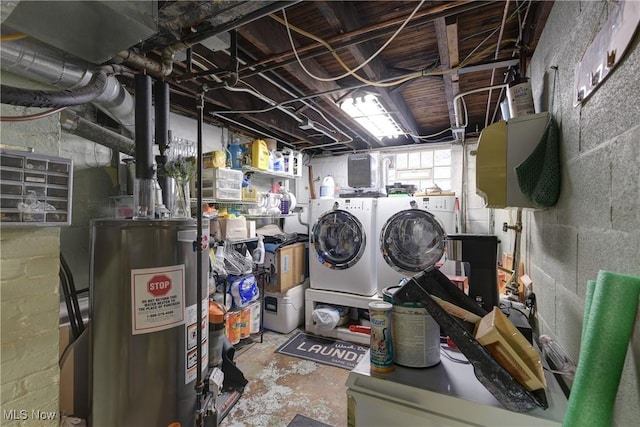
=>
[525,2,640,425]
[0,105,61,425]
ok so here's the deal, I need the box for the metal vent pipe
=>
[0,37,135,135]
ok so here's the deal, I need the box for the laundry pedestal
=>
[305,288,381,345]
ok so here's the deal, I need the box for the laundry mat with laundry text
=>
[275,332,368,370]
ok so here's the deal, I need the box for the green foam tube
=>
[563,271,640,427]
[580,280,596,345]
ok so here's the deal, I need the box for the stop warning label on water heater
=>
[131,265,185,335]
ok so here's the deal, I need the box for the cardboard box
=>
[264,242,306,293]
[292,242,307,286]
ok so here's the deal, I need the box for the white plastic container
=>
[252,235,265,264]
[319,175,335,199]
[282,149,303,176]
[263,280,309,333]
[507,78,535,117]
[272,151,284,172]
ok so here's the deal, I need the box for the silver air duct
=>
[0,37,135,135]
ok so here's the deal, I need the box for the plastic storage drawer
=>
[0,149,73,226]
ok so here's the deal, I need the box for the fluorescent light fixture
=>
[340,94,403,140]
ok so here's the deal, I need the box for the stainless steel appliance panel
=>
[90,219,208,427]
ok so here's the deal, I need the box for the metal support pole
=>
[194,91,205,426]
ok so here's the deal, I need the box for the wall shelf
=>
[192,198,255,205]
[241,166,300,180]
[244,214,296,219]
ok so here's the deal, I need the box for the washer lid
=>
[312,209,366,270]
[380,209,446,274]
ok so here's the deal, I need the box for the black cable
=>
[60,253,85,339]
[440,345,470,364]
[59,256,80,339]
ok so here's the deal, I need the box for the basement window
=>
[388,148,451,192]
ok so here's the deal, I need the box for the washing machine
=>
[375,196,454,291]
[309,198,378,296]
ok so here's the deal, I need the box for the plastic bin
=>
[263,280,309,333]
[0,149,73,226]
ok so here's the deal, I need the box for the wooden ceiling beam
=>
[236,13,385,149]
[435,17,460,130]
[240,1,490,73]
[315,1,421,144]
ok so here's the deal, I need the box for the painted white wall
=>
[167,112,225,153]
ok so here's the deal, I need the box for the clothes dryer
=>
[309,198,377,296]
[375,197,453,291]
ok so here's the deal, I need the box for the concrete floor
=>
[220,329,349,427]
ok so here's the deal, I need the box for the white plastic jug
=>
[272,151,284,172]
[319,175,335,199]
[282,149,303,176]
[282,149,294,175]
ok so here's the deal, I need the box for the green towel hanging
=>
[514,116,560,208]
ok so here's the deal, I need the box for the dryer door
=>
[380,209,445,274]
[312,209,366,270]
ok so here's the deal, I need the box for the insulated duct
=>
[154,81,172,208]
[0,37,135,135]
[134,74,153,180]
[60,109,135,156]
[1,65,121,107]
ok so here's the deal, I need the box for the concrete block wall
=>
[523,2,640,425]
[462,143,492,235]
[1,105,61,425]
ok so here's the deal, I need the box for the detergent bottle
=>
[272,151,284,172]
[227,137,245,169]
[251,139,270,170]
[252,235,265,265]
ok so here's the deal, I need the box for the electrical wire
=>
[440,346,470,364]
[222,84,303,123]
[0,33,27,42]
[408,127,453,140]
[274,1,425,85]
[299,138,355,152]
[217,47,355,142]
[0,106,66,122]
[219,6,522,146]
[219,79,344,140]
[278,7,517,91]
